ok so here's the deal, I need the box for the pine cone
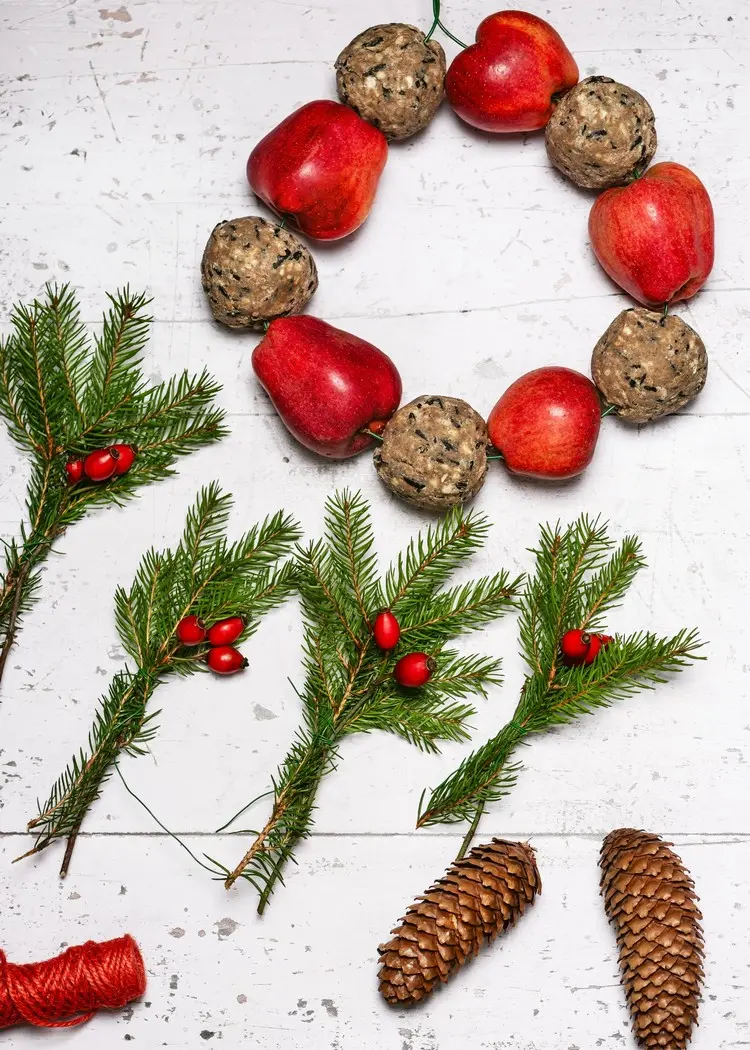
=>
[378,838,541,1004]
[600,829,705,1049]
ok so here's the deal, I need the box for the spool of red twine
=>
[0,935,146,1029]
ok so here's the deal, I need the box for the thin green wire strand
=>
[437,19,469,49]
[424,0,469,49]
[425,0,440,41]
[115,762,225,877]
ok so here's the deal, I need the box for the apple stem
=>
[662,302,669,318]
[424,0,469,48]
[487,453,504,461]
[601,404,617,418]
[625,167,646,185]
[362,429,384,442]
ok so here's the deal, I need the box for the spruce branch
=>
[220,490,521,911]
[0,285,228,691]
[417,516,705,837]
[20,485,300,875]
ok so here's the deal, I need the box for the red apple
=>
[252,316,402,459]
[445,11,579,133]
[247,100,388,241]
[487,366,601,479]
[589,162,714,306]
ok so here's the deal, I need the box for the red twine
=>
[0,935,146,1029]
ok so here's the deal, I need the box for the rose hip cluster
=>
[65,445,136,485]
[176,615,248,675]
[560,628,613,667]
[201,9,715,506]
[373,609,435,689]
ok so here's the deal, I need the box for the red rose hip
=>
[560,629,603,666]
[488,366,601,480]
[207,645,248,675]
[582,633,603,665]
[207,616,244,647]
[176,615,207,646]
[65,459,84,485]
[373,610,401,650]
[110,443,137,476]
[446,11,579,133]
[394,652,435,689]
[248,100,388,241]
[83,447,120,482]
[560,629,593,664]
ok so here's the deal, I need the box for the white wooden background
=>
[0,0,748,1045]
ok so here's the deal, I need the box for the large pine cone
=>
[378,839,541,1004]
[600,829,705,1049]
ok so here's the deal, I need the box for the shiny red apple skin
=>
[247,100,388,241]
[445,11,579,133]
[488,366,601,480]
[589,162,714,306]
[252,316,402,459]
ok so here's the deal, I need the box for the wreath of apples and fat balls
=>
[201,2,714,510]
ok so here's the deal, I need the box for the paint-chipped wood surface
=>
[0,0,747,1046]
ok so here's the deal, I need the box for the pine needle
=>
[0,285,228,689]
[22,486,301,875]
[417,516,705,833]
[221,489,521,911]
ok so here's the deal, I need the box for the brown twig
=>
[455,802,485,861]
[0,560,32,689]
[59,825,80,878]
[224,740,332,901]
[224,810,278,892]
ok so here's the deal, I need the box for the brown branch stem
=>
[0,560,31,689]
[0,474,68,692]
[224,809,279,893]
[224,734,335,904]
[59,825,80,878]
[455,802,485,861]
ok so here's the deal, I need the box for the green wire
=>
[424,0,440,41]
[424,0,469,49]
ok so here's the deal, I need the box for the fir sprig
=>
[20,484,300,875]
[417,516,704,840]
[0,285,227,689]
[218,490,521,911]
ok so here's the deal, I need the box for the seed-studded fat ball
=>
[335,24,446,140]
[201,216,318,330]
[374,396,489,511]
[545,76,657,189]
[592,308,707,423]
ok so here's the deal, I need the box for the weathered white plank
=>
[1,400,747,842]
[0,0,748,1046]
[1,835,746,1048]
[0,0,746,82]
